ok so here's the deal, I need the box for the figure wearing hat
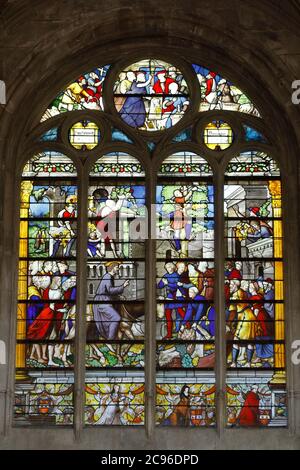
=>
[51,194,77,257]
[204,71,218,108]
[229,280,257,368]
[85,71,105,109]
[231,205,273,245]
[152,69,176,94]
[262,278,274,319]
[247,207,273,240]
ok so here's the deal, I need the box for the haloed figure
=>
[93,261,130,342]
[98,384,123,425]
[120,71,152,128]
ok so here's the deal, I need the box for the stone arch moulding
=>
[0,35,295,448]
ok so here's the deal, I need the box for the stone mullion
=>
[74,166,88,439]
[145,170,156,438]
[215,169,226,434]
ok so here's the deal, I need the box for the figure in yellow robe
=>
[230,302,258,368]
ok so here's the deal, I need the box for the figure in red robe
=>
[152,70,176,94]
[27,277,63,341]
[205,71,217,97]
[152,70,177,116]
[238,385,260,426]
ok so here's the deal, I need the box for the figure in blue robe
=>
[119,73,152,127]
[264,287,274,319]
[181,293,207,327]
[27,293,44,327]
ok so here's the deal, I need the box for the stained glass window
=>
[111,128,134,144]
[114,59,189,131]
[16,55,287,433]
[224,151,286,427]
[39,128,58,142]
[203,120,233,151]
[193,64,260,117]
[15,151,77,425]
[172,127,192,143]
[243,125,268,143]
[90,152,144,177]
[41,66,110,121]
[158,151,212,178]
[69,120,100,150]
[147,142,156,152]
[156,151,216,426]
[85,153,146,425]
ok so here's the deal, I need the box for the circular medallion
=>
[114,59,189,131]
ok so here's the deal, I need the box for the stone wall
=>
[0,0,300,449]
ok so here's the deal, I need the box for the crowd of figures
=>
[42,66,109,120]
[193,65,260,116]
[114,62,189,130]
[42,61,261,126]
[25,257,146,369]
[44,61,190,130]
[18,153,282,426]
[157,260,215,341]
[156,257,276,368]
[25,260,76,367]
[29,185,77,259]
[225,261,275,368]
